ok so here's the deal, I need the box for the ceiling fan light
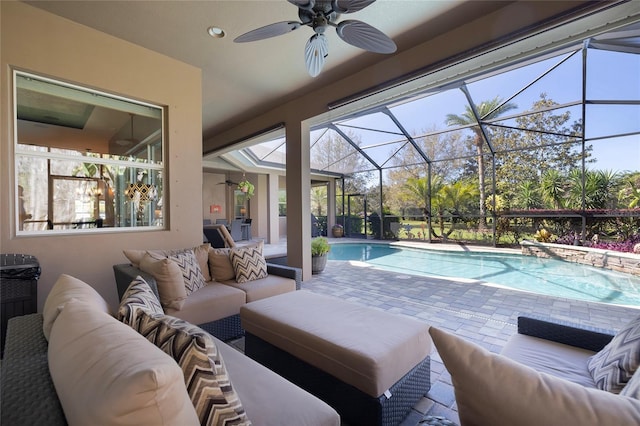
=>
[305,34,328,77]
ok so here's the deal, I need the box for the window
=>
[14,71,165,234]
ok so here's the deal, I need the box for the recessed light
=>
[207,26,225,39]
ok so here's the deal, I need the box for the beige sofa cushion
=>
[215,334,340,426]
[135,311,250,425]
[124,244,211,281]
[208,248,235,281]
[48,300,199,426]
[240,290,431,398]
[42,274,111,341]
[429,326,640,426]
[166,282,246,326]
[139,253,188,310]
[222,274,296,303]
[500,332,596,388]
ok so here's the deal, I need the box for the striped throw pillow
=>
[135,311,251,425]
[116,276,163,326]
[169,250,206,295]
[229,242,267,283]
[588,315,640,393]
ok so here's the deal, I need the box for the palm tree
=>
[540,169,565,209]
[445,96,517,230]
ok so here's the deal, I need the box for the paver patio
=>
[299,247,640,425]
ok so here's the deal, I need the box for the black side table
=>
[1,254,40,357]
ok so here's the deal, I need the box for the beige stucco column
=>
[286,121,311,280]
[267,173,280,244]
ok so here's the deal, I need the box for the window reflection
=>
[14,71,164,233]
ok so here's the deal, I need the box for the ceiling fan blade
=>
[288,0,315,11]
[331,0,376,14]
[234,21,302,43]
[336,19,397,54]
[305,34,328,77]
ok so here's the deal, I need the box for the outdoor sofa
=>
[113,241,301,341]
[0,274,339,425]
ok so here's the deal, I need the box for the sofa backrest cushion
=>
[124,244,211,281]
[429,326,640,426]
[117,276,164,326]
[134,310,250,425]
[208,248,236,281]
[229,242,268,284]
[48,300,199,426]
[42,274,111,341]
[139,254,188,310]
[587,314,640,393]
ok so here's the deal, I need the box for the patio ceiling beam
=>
[328,123,381,171]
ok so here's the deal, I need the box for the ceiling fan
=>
[233,0,397,77]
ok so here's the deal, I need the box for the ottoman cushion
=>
[240,290,431,397]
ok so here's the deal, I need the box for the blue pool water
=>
[328,243,640,307]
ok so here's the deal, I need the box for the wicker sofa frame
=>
[516,315,614,352]
[113,262,301,341]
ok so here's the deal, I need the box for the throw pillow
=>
[208,247,236,281]
[169,250,206,296]
[587,315,640,393]
[125,244,211,281]
[48,300,199,425]
[135,310,251,425]
[42,274,111,341]
[117,275,164,326]
[139,253,188,310]
[229,242,268,284]
[621,371,640,399]
[429,326,640,426]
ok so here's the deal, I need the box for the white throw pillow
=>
[429,326,640,426]
[48,300,199,426]
[42,274,111,341]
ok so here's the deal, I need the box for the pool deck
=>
[250,238,640,424]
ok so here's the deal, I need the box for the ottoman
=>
[240,290,432,426]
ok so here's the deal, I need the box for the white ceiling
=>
[25,0,510,140]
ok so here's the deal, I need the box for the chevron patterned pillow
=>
[229,242,268,283]
[169,250,206,296]
[135,310,251,426]
[621,370,640,399]
[116,276,163,326]
[588,315,640,393]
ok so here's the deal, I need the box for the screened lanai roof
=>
[207,19,640,177]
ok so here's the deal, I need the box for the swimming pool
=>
[328,243,640,307]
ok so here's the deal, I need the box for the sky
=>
[332,44,640,174]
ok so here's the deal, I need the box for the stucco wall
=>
[1,2,203,310]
